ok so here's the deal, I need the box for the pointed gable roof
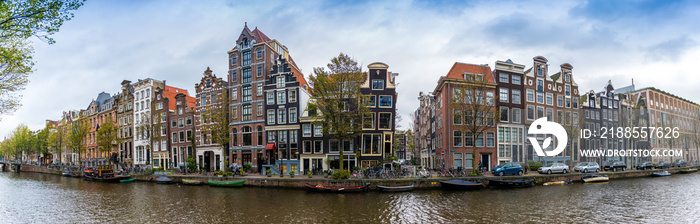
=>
[251,27,271,43]
[445,62,494,84]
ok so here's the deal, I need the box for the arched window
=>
[242,126,252,146]
[257,126,263,146]
[232,128,238,146]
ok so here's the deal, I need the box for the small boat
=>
[120,178,136,183]
[155,176,175,184]
[62,171,71,176]
[582,174,609,183]
[439,180,485,190]
[488,179,535,188]
[543,180,572,185]
[304,183,370,192]
[651,171,671,177]
[208,180,245,187]
[83,165,131,182]
[679,168,698,174]
[182,179,203,185]
[377,184,414,192]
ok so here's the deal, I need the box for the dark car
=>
[655,161,671,169]
[672,159,687,167]
[603,161,626,172]
[636,162,654,170]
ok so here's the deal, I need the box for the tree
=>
[35,124,50,163]
[67,115,89,167]
[8,124,34,161]
[309,53,369,171]
[0,0,84,118]
[48,120,67,164]
[199,88,229,170]
[96,115,118,165]
[562,108,585,165]
[450,77,498,174]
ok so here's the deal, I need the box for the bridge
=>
[0,160,23,172]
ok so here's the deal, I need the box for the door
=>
[481,154,490,171]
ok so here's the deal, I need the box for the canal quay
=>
[2,166,700,223]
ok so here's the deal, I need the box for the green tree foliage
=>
[199,88,229,168]
[48,120,67,164]
[6,124,34,160]
[67,115,89,167]
[0,0,84,118]
[35,124,50,162]
[96,115,118,165]
[309,53,369,170]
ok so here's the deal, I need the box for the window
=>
[546,109,553,121]
[537,68,543,77]
[499,88,508,103]
[475,133,484,147]
[278,109,286,124]
[453,109,462,125]
[206,79,211,88]
[527,105,535,120]
[487,132,495,147]
[537,79,544,92]
[465,132,473,147]
[314,125,322,136]
[257,126,263,145]
[454,131,462,147]
[526,89,534,102]
[565,74,570,82]
[512,75,521,85]
[289,90,296,102]
[277,76,285,88]
[372,80,384,90]
[243,68,251,84]
[231,54,237,65]
[379,113,391,129]
[179,131,185,143]
[257,104,263,116]
[557,96,563,107]
[289,108,297,123]
[303,124,311,137]
[186,130,192,142]
[257,84,262,96]
[363,113,375,129]
[290,130,297,144]
[379,96,392,107]
[257,47,263,59]
[537,92,544,104]
[565,85,571,96]
[314,141,322,153]
[499,73,509,83]
[242,126,252,146]
[565,98,571,108]
[243,51,251,66]
[512,108,521,123]
[232,87,239,100]
[511,90,521,104]
[267,110,275,124]
[172,132,177,143]
[242,86,252,102]
[178,118,184,128]
[231,70,237,82]
[303,141,312,153]
[537,107,544,119]
[242,105,252,121]
[232,106,238,120]
[277,91,286,104]
[171,119,177,127]
[500,107,509,122]
[267,131,275,143]
[267,93,274,104]
[544,93,553,106]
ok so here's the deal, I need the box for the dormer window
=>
[537,68,544,77]
[565,74,570,82]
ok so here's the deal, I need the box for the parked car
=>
[655,161,671,169]
[574,162,600,173]
[492,162,524,176]
[635,162,654,170]
[538,163,569,174]
[603,161,626,172]
[672,159,687,167]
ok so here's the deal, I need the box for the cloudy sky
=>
[2,0,700,137]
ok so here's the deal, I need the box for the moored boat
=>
[543,180,572,185]
[83,165,131,182]
[62,171,71,177]
[120,178,136,183]
[679,168,698,174]
[582,174,609,183]
[439,180,484,190]
[488,179,535,188]
[208,180,245,187]
[377,184,414,192]
[156,176,175,184]
[304,183,370,192]
[651,171,671,177]
[182,179,203,185]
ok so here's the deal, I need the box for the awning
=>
[265,143,276,150]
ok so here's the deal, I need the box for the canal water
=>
[1,172,699,223]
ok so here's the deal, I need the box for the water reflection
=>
[1,172,700,223]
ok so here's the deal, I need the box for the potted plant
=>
[307,171,312,178]
[289,170,295,178]
[266,169,272,177]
